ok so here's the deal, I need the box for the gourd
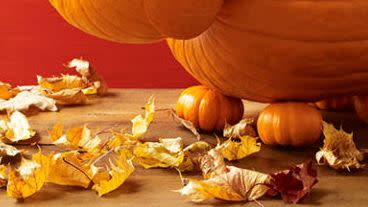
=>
[176,85,243,132]
[50,0,368,102]
[314,96,352,111]
[257,102,322,147]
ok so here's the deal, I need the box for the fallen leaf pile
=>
[0,58,108,114]
[316,122,368,170]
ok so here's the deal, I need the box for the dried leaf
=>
[4,111,36,143]
[178,141,211,172]
[92,152,134,196]
[37,75,86,92]
[44,88,88,106]
[0,82,19,100]
[0,142,21,164]
[0,165,6,188]
[0,91,57,113]
[267,161,318,204]
[218,136,261,161]
[67,58,108,95]
[51,124,101,152]
[7,150,52,200]
[171,109,201,140]
[134,137,184,169]
[47,151,94,188]
[316,122,367,170]
[178,166,271,202]
[130,96,155,138]
[223,118,257,138]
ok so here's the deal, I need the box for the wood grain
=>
[0,89,367,207]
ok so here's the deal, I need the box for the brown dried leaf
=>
[0,142,21,164]
[178,166,271,202]
[178,141,211,172]
[0,91,57,113]
[171,109,201,140]
[223,118,257,138]
[316,122,367,170]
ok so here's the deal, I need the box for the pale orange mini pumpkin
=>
[314,96,352,111]
[257,102,322,147]
[176,85,243,132]
[353,96,368,124]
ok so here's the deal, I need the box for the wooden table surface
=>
[1,89,367,207]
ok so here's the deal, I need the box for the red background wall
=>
[0,1,197,88]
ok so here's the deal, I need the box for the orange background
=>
[0,1,197,88]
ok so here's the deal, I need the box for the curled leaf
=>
[92,152,134,196]
[7,150,52,200]
[67,58,108,95]
[130,96,155,138]
[316,122,367,170]
[0,142,21,164]
[178,166,271,202]
[44,88,88,106]
[4,111,36,143]
[218,136,261,161]
[0,91,57,113]
[267,161,318,204]
[37,75,86,93]
[178,141,211,172]
[223,118,257,138]
[171,109,201,140]
[134,137,184,169]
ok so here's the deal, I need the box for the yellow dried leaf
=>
[218,136,261,161]
[37,75,86,92]
[44,88,88,106]
[130,96,155,138]
[316,122,367,170]
[0,82,18,100]
[51,124,101,152]
[0,142,21,164]
[0,91,58,113]
[223,118,257,138]
[47,151,94,188]
[67,58,108,95]
[92,152,134,196]
[4,111,36,143]
[0,165,7,188]
[7,150,52,200]
[134,137,184,169]
[178,166,271,202]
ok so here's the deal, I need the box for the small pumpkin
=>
[314,96,352,111]
[353,96,368,124]
[257,102,322,147]
[176,85,243,132]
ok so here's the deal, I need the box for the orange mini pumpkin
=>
[314,96,352,111]
[257,102,322,147]
[353,96,368,124]
[176,85,243,132]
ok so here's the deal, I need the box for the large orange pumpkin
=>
[257,102,322,147]
[353,96,368,124]
[50,0,368,102]
[176,85,243,132]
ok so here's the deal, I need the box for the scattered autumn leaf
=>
[178,141,211,172]
[0,165,6,188]
[134,137,184,169]
[267,161,318,204]
[316,122,367,170]
[178,166,271,202]
[67,58,108,95]
[3,111,36,143]
[0,82,19,100]
[217,136,261,161]
[44,88,88,106]
[0,91,57,113]
[130,96,155,138]
[7,150,52,200]
[0,142,21,164]
[37,75,86,93]
[92,151,134,196]
[223,118,257,138]
[171,109,201,140]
